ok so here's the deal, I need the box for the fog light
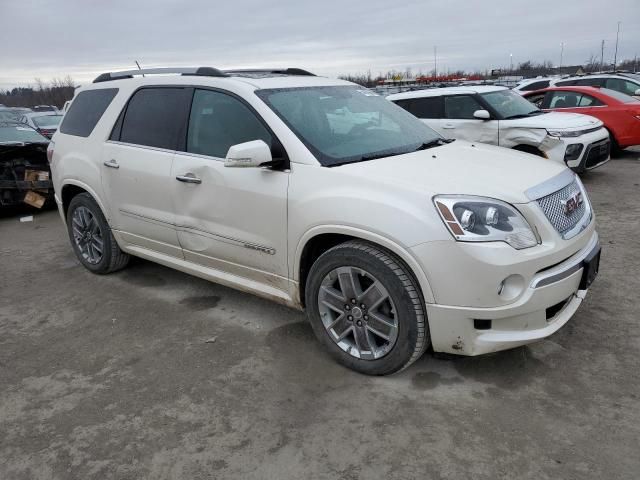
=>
[498,274,525,301]
[564,144,584,162]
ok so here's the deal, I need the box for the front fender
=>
[294,224,436,304]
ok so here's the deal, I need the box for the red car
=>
[523,86,640,154]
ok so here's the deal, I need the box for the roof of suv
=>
[387,85,505,101]
[88,67,353,91]
[553,72,640,84]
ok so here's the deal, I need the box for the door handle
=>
[103,159,119,169]
[442,123,455,129]
[176,173,202,184]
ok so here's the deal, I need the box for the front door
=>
[101,86,191,258]
[440,94,500,145]
[171,88,290,292]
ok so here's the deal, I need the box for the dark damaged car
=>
[0,122,54,208]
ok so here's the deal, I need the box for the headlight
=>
[547,129,583,138]
[434,196,539,249]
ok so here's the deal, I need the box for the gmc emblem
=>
[561,191,583,216]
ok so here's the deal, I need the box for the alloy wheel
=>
[317,266,399,360]
[71,206,104,265]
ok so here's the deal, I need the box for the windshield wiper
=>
[504,111,543,120]
[414,138,454,151]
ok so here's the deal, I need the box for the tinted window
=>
[33,115,62,128]
[186,89,273,158]
[119,88,188,149]
[605,78,640,96]
[577,94,603,107]
[59,88,118,137]
[526,93,547,108]
[549,91,582,108]
[575,78,604,87]
[555,80,577,87]
[600,88,640,104]
[444,95,484,119]
[394,97,443,118]
[521,80,550,91]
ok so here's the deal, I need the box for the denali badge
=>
[561,191,583,216]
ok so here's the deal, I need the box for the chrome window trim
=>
[105,140,176,155]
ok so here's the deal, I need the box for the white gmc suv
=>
[50,67,601,375]
[388,86,610,172]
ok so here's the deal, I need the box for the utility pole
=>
[613,21,621,71]
[434,46,437,79]
[559,42,564,74]
[600,40,605,72]
[510,53,513,72]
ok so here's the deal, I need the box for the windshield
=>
[256,86,443,166]
[0,124,49,144]
[32,115,62,128]
[480,89,542,119]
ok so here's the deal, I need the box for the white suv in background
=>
[50,67,600,375]
[388,86,610,172]
[553,72,640,99]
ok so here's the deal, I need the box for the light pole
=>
[559,42,564,74]
[510,53,513,72]
[613,21,621,71]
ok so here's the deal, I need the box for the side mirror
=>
[225,140,272,168]
[473,109,491,120]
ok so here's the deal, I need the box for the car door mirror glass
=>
[473,109,490,120]
[225,140,272,168]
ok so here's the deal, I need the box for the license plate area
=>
[579,246,601,290]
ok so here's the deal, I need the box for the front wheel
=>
[305,241,429,375]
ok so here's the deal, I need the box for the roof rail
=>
[224,68,316,76]
[93,67,228,83]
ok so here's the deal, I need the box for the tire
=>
[608,132,624,158]
[66,193,129,274]
[305,240,429,375]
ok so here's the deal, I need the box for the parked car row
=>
[50,66,600,375]
[513,72,640,99]
[0,105,63,139]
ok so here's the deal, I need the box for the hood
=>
[336,140,568,204]
[507,111,602,130]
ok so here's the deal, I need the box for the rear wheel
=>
[607,130,624,157]
[305,240,429,375]
[66,193,129,274]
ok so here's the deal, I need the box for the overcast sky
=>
[1,0,639,89]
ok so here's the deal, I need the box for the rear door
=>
[171,88,290,291]
[441,94,499,145]
[101,87,191,258]
[393,96,443,133]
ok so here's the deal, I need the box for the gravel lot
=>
[1,150,639,480]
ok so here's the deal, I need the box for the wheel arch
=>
[294,226,435,308]
[512,144,546,157]
[60,180,110,224]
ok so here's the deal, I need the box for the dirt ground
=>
[1,150,639,480]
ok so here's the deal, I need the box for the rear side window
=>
[394,97,443,118]
[186,89,272,158]
[549,91,582,108]
[59,88,118,137]
[118,88,189,150]
[444,95,483,119]
[575,78,604,87]
[605,78,640,96]
[521,80,550,91]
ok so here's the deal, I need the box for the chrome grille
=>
[536,180,587,236]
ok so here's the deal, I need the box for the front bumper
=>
[542,128,610,172]
[422,231,600,355]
